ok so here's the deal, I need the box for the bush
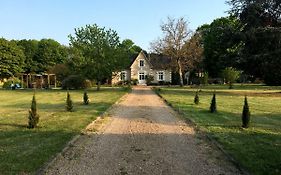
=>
[66,91,73,112]
[210,93,217,113]
[201,72,209,85]
[194,91,199,105]
[131,79,138,85]
[27,94,40,129]
[222,67,241,89]
[3,77,21,89]
[145,75,154,85]
[242,96,250,128]
[83,91,89,105]
[62,75,92,90]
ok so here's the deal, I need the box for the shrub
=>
[194,91,199,105]
[62,75,91,90]
[27,94,40,129]
[131,79,138,85]
[201,72,209,85]
[145,75,154,85]
[210,93,217,113]
[3,77,21,89]
[222,67,241,89]
[242,96,251,128]
[66,91,73,112]
[83,91,89,105]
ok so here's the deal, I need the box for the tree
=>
[210,93,217,113]
[16,39,39,73]
[0,38,25,78]
[194,91,199,105]
[222,67,241,89]
[83,91,89,105]
[198,17,243,77]
[242,96,250,128]
[151,17,192,86]
[66,91,73,112]
[28,93,40,129]
[34,39,68,73]
[69,24,125,90]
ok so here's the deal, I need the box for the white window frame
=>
[139,59,144,67]
[120,71,127,81]
[139,72,145,80]
[157,71,164,81]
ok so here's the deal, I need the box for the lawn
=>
[157,84,281,175]
[0,88,128,174]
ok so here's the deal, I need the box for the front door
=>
[138,72,146,85]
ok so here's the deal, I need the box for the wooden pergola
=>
[20,73,56,89]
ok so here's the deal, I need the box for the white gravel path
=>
[44,86,241,175]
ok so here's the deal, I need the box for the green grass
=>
[157,84,281,175]
[0,88,127,174]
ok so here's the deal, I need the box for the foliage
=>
[48,64,71,82]
[0,38,25,78]
[83,91,89,105]
[34,39,68,73]
[222,67,241,89]
[145,75,154,85]
[210,93,217,113]
[151,17,192,86]
[201,72,209,85]
[69,24,125,90]
[198,17,243,77]
[16,39,39,73]
[131,79,138,85]
[194,91,199,105]
[2,77,21,89]
[242,96,250,128]
[27,93,40,128]
[66,91,73,112]
[62,75,91,90]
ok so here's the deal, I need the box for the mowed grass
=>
[0,88,127,174]
[158,85,281,175]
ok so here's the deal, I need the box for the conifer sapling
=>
[28,93,40,128]
[83,91,89,105]
[210,93,217,113]
[194,91,199,105]
[242,96,250,128]
[66,91,73,112]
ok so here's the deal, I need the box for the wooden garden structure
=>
[20,73,56,89]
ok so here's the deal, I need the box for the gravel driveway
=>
[44,86,241,175]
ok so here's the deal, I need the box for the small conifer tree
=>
[28,93,40,128]
[194,91,199,105]
[83,91,89,105]
[210,93,217,113]
[66,91,73,112]
[242,96,250,128]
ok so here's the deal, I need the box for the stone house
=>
[112,51,172,85]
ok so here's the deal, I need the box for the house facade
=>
[112,51,172,85]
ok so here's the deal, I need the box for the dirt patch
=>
[44,86,242,175]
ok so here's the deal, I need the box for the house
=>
[112,51,172,85]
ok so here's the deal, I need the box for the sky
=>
[0,0,230,51]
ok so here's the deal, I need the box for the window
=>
[139,60,144,67]
[120,72,126,81]
[158,71,164,81]
[139,73,145,80]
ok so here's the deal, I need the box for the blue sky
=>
[0,0,229,51]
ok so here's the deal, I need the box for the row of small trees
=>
[194,91,250,128]
[28,91,90,128]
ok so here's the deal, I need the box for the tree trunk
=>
[97,81,101,91]
[177,59,184,86]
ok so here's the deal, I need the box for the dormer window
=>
[139,60,144,67]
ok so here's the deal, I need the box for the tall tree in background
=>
[198,16,243,77]
[151,17,192,86]
[0,38,25,78]
[16,39,39,73]
[69,24,125,90]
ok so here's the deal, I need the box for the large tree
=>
[0,38,25,78]
[16,39,39,73]
[198,16,243,77]
[69,24,125,90]
[151,17,192,86]
[34,39,68,73]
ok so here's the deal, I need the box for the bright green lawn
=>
[158,84,281,175]
[0,88,127,174]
